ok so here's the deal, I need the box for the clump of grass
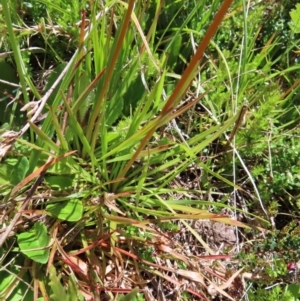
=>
[1,0,300,300]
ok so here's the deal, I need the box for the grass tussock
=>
[0,0,300,300]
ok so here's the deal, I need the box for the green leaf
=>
[49,265,68,301]
[0,122,9,134]
[9,156,29,185]
[289,4,300,33]
[167,34,182,69]
[45,175,74,190]
[0,162,10,185]
[285,284,300,299]
[122,76,145,116]
[0,251,34,300]
[48,265,84,301]
[17,222,50,264]
[118,287,139,301]
[67,274,85,301]
[0,268,33,301]
[106,95,124,126]
[46,199,83,222]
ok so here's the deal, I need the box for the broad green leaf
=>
[17,222,50,264]
[46,199,83,222]
[285,284,300,299]
[0,268,33,301]
[0,162,10,184]
[0,249,34,300]
[167,33,182,69]
[0,268,18,295]
[9,156,29,185]
[45,175,73,190]
[122,76,145,117]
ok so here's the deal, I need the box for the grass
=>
[0,0,300,300]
